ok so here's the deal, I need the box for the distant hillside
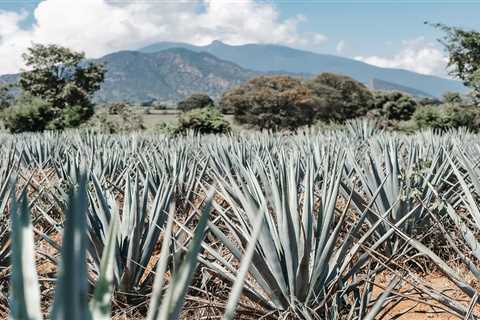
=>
[93,48,258,103]
[141,41,466,98]
[370,78,433,98]
[0,74,19,85]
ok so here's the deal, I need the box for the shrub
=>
[178,94,214,112]
[305,73,374,121]
[107,102,129,115]
[219,76,315,130]
[2,96,53,133]
[373,91,418,121]
[152,103,167,111]
[176,107,230,135]
[89,105,144,133]
[413,104,479,131]
[442,91,463,104]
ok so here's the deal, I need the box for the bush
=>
[413,104,479,131]
[178,94,214,112]
[305,73,374,121]
[2,96,53,133]
[107,102,129,115]
[176,107,231,135]
[219,76,316,130]
[89,104,145,133]
[373,91,418,121]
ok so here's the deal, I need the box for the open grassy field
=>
[3,121,480,319]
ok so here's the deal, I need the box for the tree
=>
[429,23,480,103]
[3,95,54,133]
[19,44,105,129]
[0,85,14,110]
[413,104,479,131]
[219,76,316,130]
[305,73,374,121]
[373,91,418,121]
[177,94,214,112]
[175,107,231,135]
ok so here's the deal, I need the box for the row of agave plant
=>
[1,122,480,319]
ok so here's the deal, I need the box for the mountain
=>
[93,48,258,103]
[370,78,433,98]
[0,48,259,103]
[141,41,466,98]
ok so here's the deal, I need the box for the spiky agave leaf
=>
[90,206,120,320]
[51,173,91,320]
[148,190,213,320]
[9,188,42,320]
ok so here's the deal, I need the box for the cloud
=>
[355,37,449,77]
[336,40,346,54]
[0,0,327,74]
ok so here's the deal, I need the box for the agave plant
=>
[87,170,174,297]
[9,171,213,320]
[342,138,449,257]
[200,149,398,319]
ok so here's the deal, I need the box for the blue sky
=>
[0,0,479,76]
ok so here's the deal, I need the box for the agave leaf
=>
[153,190,213,320]
[146,205,176,320]
[10,189,42,320]
[90,206,120,320]
[51,173,91,320]
[223,207,265,320]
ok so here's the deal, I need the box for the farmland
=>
[2,122,480,319]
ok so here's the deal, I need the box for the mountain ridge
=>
[141,40,465,98]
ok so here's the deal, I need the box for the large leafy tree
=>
[18,44,105,129]
[430,23,480,103]
[305,73,374,121]
[373,91,418,121]
[219,76,316,130]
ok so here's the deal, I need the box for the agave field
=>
[2,121,480,319]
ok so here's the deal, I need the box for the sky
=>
[0,0,479,77]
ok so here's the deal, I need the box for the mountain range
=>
[0,40,466,103]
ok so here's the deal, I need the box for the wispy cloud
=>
[336,40,346,54]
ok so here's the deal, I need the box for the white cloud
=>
[355,37,449,77]
[0,0,327,74]
[336,40,346,54]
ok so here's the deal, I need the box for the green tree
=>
[176,107,231,134]
[177,93,214,112]
[430,23,480,103]
[413,104,478,131]
[220,76,316,130]
[3,95,54,133]
[305,73,374,121]
[19,44,105,129]
[373,91,418,121]
[0,85,14,110]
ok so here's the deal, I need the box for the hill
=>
[141,41,466,98]
[93,48,258,103]
[370,78,433,97]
